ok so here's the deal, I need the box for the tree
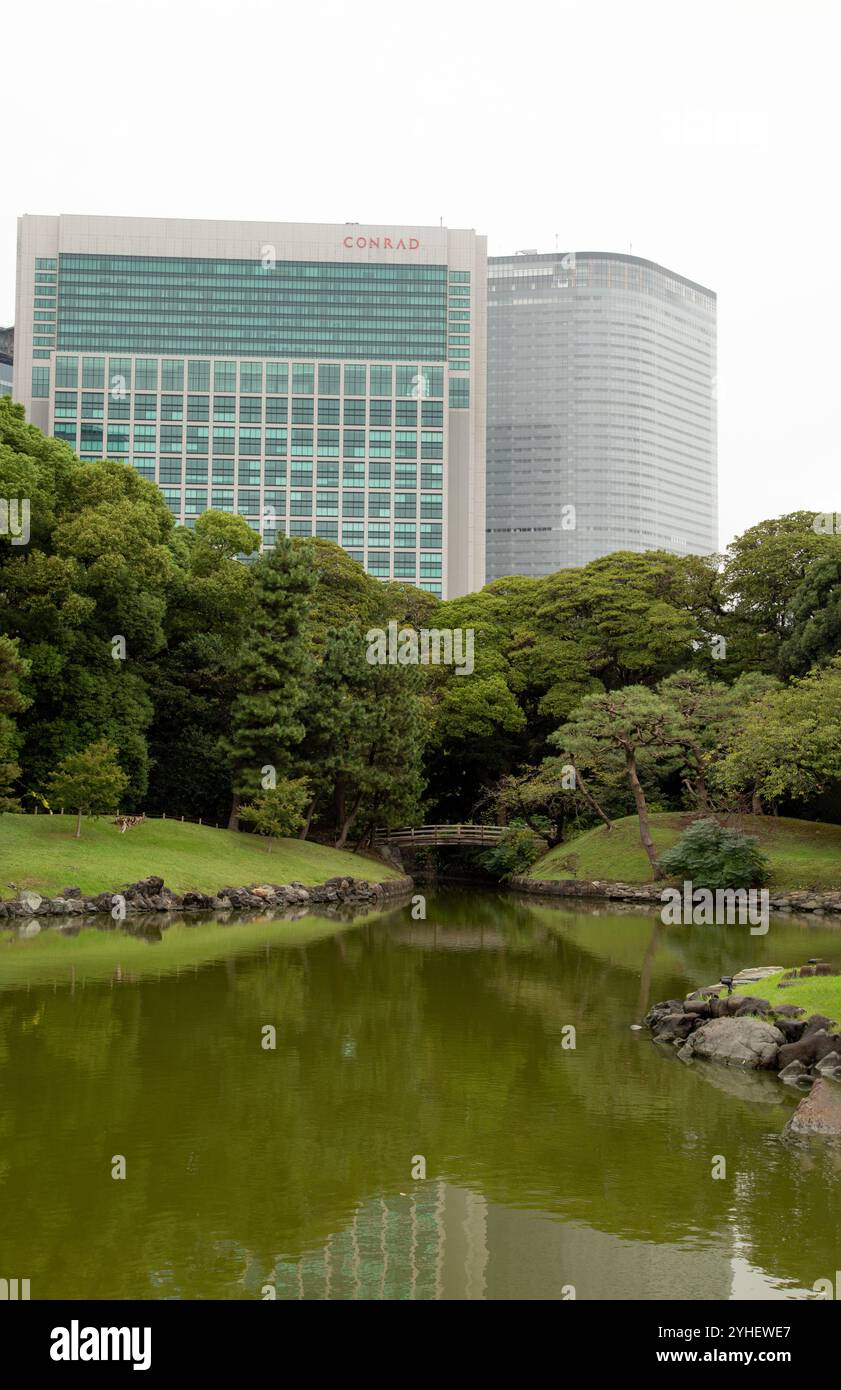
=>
[712,657,841,808]
[551,687,682,878]
[0,635,31,812]
[658,818,771,890]
[46,739,128,838]
[224,537,316,829]
[239,779,312,851]
[779,552,841,676]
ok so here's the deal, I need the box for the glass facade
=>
[56,255,448,360]
[485,252,717,579]
[50,350,446,595]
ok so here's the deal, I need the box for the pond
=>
[1,889,840,1300]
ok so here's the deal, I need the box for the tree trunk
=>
[336,797,361,850]
[227,793,240,832]
[625,751,662,879]
[75,809,82,839]
[751,787,764,815]
[574,764,613,831]
[299,799,316,840]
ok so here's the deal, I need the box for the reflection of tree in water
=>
[0,891,839,1298]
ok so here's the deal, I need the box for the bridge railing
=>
[373,824,511,847]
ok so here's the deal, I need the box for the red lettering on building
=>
[343,235,422,251]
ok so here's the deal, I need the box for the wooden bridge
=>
[373,824,513,849]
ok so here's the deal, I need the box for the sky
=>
[2,0,839,553]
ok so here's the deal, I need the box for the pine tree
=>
[0,634,31,812]
[224,537,316,828]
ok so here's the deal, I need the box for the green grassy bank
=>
[0,814,397,898]
[733,969,841,1023]
[531,813,841,892]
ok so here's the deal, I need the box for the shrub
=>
[480,826,547,880]
[658,817,771,890]
[239,778,311,850]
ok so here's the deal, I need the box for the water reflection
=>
[0,890,839,1300]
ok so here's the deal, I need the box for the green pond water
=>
[1,888,840,1301]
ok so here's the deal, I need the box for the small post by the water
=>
[181,815,184,822]
[198,817,202,825]
[162,811,166,819]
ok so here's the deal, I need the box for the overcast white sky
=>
[2,0,839,552]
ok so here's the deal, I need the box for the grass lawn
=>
[733,970,841,1026]
[0,814,397,897]
[531,813,841,892]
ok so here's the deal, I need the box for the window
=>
[160,459,183,484]
[135,394,157,420]
[240,362,263,393]
[55,357,77,389]
[344,364,366,395]
[421,462,442,489]
[187,395,209,422]
[213,396,236,422]
[368,494,390,518]
[343,429,365,458]
[370,365,392,396]
[421,493,442,519]
[53,422,77,444]
[342,491,364,517]
[421,524,442,548]
[135,359,159,391]
[266,428,287,457]
[422,401,443,427]
[449,378,470,409]
[318,363,340,395]
[318,398,340,425]
[370,400,391,426]
[186,460,209,484]
[238,428,261,456]
[316,520,339,541]
[161,395,183,421]
[187,427,209,454]
[342,522,364,546]
[395,523,417,548]
[396,431,417,459]
[80,424,102,451]
[423,367,444,398]
[292,363,314,395]
[266,362,288,394]
[213,428,235,456]
[421,431,443,459]
[239,396,262,423]
[238,461,261,486]
[107,425,129,452]
[266,397,288,423]
[160,425,183,453]
[343,460,364,485]
[368,462,391,488]
[212,461,235,483]
[133,425,156,453]
[317,429,339,457]
[162,360,184,391]
[317,461,339,487]
[396,401,417,427]
[292,398,314,424]
[81,357,104,389]
[343,398,366,426]
[55,391,77,418]
[368,524,390,547]
[395,463,417,489]
[214,361,236,392]
[369,430,392,458]
[367,553,391,577]
[316,491,338,516]
[395,493,416,518]
[292,428,313,457]
[290,490,312,516]
[188,360,210,392]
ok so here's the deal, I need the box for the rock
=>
[684,1001,713,1018]
[61,886,82,899]
[815,1051,841,1078]
[651,1012,698,1043]
[777,1030,841,1070]
[678,1017,783,1069]
[773,1004,806,1018]
[774,1018,807,1042]
[785,1078,841,1137]
[732,967,785,984]
[92,892,116,912]
[126,876,164,896]
[19,890,43,913]
[779,1060,808,1084]
[47,898,68,914]
[63,898,84,914]
[803,1014,837,1037]
[733,995,772,1017]
[182,891,215,910]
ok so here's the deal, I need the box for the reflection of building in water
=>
[271,1183,745,1300]
[272,1183,488,1300]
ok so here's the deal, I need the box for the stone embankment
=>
[645,964,841,1136]
[510,876,841,914]
[0,873,413,919]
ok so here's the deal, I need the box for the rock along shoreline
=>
[510,876,841,915]
[645,965,841,1136]
[0,873,414,920]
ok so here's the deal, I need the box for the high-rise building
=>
[486,251,717,579]
[0,326,13,397]
[14,216,487,598]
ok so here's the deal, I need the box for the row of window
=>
[54,420,445,458]
[50,357,446,396]
[53,392,446,427]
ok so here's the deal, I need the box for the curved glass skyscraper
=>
[486,251,717,579]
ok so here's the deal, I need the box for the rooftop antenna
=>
[554,231,559,251]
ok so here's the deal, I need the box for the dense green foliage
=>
[657,816,772,890]
[4,398,841,863]
[479,826,547,879]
